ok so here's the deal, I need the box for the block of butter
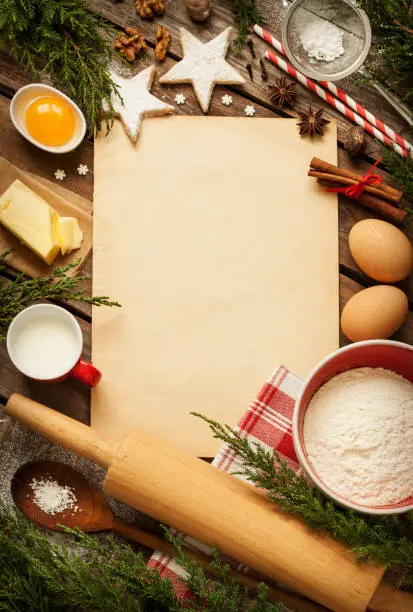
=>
[0,179,60,264]
[54,217,83,256]
[0,179,83,264]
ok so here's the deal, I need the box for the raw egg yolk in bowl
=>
[25,96,75,147]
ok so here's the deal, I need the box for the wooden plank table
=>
[0,0,412,573]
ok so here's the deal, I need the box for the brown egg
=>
[341,285,408,342]
[349,219,413,282]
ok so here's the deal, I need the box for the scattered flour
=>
[303,368,413,506]
[300,20,345,63]
[30,477,78,515]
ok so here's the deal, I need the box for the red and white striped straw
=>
[319,80,413,156]
[253,24,413,159]
[253,24,287,56]
[264,49,408,158]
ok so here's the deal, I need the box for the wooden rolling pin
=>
[5,393,413,612]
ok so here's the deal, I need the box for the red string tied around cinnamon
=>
[325,159,383,200]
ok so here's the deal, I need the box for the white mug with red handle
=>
[7,304,101,387]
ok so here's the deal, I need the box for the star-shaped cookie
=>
[107,66,174,142]
[159,28,245,113]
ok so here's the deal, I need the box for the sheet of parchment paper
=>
[92,117,338,457]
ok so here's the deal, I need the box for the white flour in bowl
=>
[303,367,413,506]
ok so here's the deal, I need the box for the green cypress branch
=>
[357,0,413,102]
[0,0,121,134]
[0,250,121,339]
[0,506,285,611]
[381,146,413,201]
[194,412,413,587]
[231,0,261,53]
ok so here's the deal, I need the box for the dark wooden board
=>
[87,0,412,157]
[0,53,411,302]
[0,0,411,582]
[0,0,411,457]
[1,272,410,433]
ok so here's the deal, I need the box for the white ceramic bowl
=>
[10,83,86,154]
[293,340,413,515]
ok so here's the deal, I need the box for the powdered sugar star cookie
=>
[159,28,245,113]
[106,66,174,142]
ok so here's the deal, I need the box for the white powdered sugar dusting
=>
[30,477,78,515]
[105,66,174,142]
[304,368,413,506]
[300,20,345,63]
[159,28,245,113]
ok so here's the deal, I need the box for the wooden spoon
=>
[11,460,326,612]
[11,459,176,552]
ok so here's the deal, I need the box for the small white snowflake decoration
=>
[221,94,233,106]
[77,164,89,176]
[175,93,186,105]
[244,105,256,117]
[54,169,66,181]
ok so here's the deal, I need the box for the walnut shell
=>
[344,126,366,157]
[184,0,211,21]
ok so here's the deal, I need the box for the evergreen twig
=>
[194,413,413,588]
[231,0,261,53]
[0,506,284,611]
[0,250,120,339]
[357,0,413,102]
[382,146,413,203]
[164,530,283,612]
[0,0,121,134]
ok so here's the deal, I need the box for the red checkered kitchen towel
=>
[147,365,304,601]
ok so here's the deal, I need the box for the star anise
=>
[268,77,296,108]
[297,106,330,137]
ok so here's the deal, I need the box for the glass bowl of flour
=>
[293,340,413,515]
[282,0,371,81]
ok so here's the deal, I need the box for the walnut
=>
[155,25,171,61]
[184,0,211,21]
[114,27,147,62]
[135,0,165,19]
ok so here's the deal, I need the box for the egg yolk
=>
[25,96,75,147]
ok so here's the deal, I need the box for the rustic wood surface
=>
[0,3,412,605]
[0,0,411,422]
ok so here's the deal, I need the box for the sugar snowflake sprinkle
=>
[244,105,256,117]
[54,169,66,181]
[175,93,186,105]
[77,164,89,176]
[221,94,233,106]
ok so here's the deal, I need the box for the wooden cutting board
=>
[92,117,339,457]
[0,157,92,277]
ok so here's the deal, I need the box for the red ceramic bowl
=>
[293,340,413,515]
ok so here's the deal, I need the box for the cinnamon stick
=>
[317,178,407,225]
[308,170,401,204]
[311,157,403,203]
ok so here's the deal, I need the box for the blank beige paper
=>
[92,117,338,456]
